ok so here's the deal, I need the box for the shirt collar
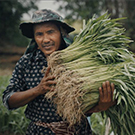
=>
[34,49,46,61]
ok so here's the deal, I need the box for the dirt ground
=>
[0,45,26,76]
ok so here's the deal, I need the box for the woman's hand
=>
[36,67,56,95]
[87,81,116,113]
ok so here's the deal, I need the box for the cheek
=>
[35,37,41,43]
[55,34,61,48]
[35,38,42,47]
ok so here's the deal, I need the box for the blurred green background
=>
[0,0,135,134]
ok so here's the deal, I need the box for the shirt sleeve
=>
[2,56,27,110]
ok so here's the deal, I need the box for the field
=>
[0,45,26,76]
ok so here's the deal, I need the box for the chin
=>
[44,51,55,57]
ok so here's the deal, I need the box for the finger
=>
[111,83,115,101]
[111,83,115,92]
[46,80,57,85]
[99,87,103,100]
[43,86,54,91]
[102,81,107,98]
[45,67,51,77]
[106,81,112,101]
[45,75,55,81]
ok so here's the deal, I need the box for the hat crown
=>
[32,9,64,22]
[19,9,75,38]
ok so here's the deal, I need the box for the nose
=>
[43,34,50,44]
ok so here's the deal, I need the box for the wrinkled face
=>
[34,22,61,57]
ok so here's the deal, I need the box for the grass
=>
[0,76,29,135]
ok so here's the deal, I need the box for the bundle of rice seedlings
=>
[45,12,135,135]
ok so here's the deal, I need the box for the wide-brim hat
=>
[19,9,75,38]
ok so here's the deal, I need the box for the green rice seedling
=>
[45,12,135,135]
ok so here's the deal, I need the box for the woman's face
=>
[34,22,61,57]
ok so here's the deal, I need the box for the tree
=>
[102,0,135,52]
[56,0,102,22]
[0,0,38,46]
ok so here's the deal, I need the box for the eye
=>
[35,32,43,37]
[47,30,54,34]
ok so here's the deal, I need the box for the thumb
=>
[45,67,51,77]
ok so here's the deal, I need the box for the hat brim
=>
[19,20,75,38]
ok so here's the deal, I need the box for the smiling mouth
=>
[42,44,54,49]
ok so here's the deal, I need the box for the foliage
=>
[56,0,135,52]
[56,0,102,22]
[0,0,38,47]
[0,76,29,135]
[90,113,113,135]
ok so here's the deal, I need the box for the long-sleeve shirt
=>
[2,49,92,135]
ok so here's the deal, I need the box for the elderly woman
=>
[3,9,115,135]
